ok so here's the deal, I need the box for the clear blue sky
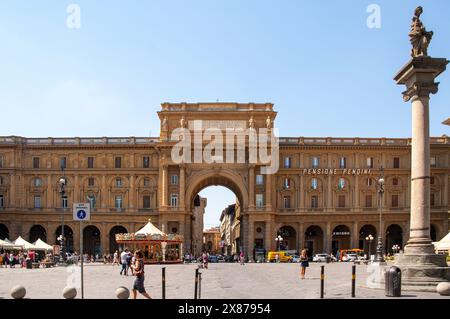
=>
[1,1,449,228]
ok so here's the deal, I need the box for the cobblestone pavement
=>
[1,262,449,299]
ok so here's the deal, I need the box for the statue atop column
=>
[266,116,272,129]
[179,116,187,128]
[409,6,433,57]
[162,116,168,131]
[248,116,255,129]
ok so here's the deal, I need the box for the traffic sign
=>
[73,203,90,221]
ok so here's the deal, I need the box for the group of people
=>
[0,251,43,268]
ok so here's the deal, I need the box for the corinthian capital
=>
[402,81,439,102]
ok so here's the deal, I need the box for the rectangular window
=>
[115,178,122,187]
[430,193,435,207]
[393,178,399,186]
[143,156,150,168]
[339,157,346,169]
[171,175,179,185]
[391,195,399,207]
[312,157,319,168]
[0,195,4,207]
[34,195,41,208]
[170,194,178,207]
[393,157,400,169]
[311,195,318,208]
[284,157,291,168]
[33,157,40,169]
[143,178,150,187]
[115,196,122,209]
[88,177,95,186]
[283,196,291,209]
[0,155,4,168]
[367,178,373,187]
[256,194,264,207]
[143,195,151,209]
[62,196,68,208]
[430,176,435,185]
[338,195,346,208]
[367,157,373,169]
[87,157,94,169]
[256,174,264,185]
[283,178,291,189]
[0,176,4,185]
[430,156,437,167]
[60,157,67,169]
[365,195,372,208]
[311,178,318,190]
[115,157,122,169]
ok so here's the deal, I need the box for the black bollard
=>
[198,272,202,299]
[162,267,166,299]
[351,265,356,298]
[320,265,324,299]
[194,268,199,299]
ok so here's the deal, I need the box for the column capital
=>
[401,81,439,102]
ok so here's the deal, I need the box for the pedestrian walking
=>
[239,251,245,265]
[202,251,208,269]
[300,249,309,279]
[126,251,132,274]
[120,249,129,275]
[131,250,151,299]
[113,250,120,266]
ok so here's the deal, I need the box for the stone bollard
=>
[115,286,130,299]
[10,285,26,299]
[436,282,450,296]
[63,286,77,299]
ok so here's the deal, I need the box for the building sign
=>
[333,231,351,236]
[302,168,372,175]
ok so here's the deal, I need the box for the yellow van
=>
[267,251,292,263]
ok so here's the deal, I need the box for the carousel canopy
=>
[135,220,165,236]
[13,236,36,250]
[32,238,54,251]
[434,232,450,251]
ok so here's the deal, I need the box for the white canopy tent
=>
[32,238,54,251]
[433,232,450,252]
[13,236,36,250]
[0,238,24,250]
[135,221,165,236]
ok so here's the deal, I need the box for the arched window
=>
[34,178,43,187]
[392,178,399,186]
[338,178,346,190]
[283,178,291,189]
[115,177,122,187]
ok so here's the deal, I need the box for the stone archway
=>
[332,225,351,255]
[29,225,47,243]
[277,226,296,251]
[385,224,403,254]
[304,225,324,257]
[83,225,101,256]
[358,224,377,256]
[109,225,128,254]
[185,168,249,256]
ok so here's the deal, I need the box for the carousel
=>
[115,219,184,264]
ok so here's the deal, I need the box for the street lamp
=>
[375,167,385,263]
[392,244,400,255]
[275,235,283,251]
[365,234,374,259]
[58,168,67,264]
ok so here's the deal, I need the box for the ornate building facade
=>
[0,103,449,259]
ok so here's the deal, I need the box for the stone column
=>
[443,173,449,208]
[394,56,449,286]
[46,175,52,208]
[129,175,135,209]
[299,174,305,210]
[162,165,168,207]
[9,173,16,207]
[325,222,332,254]
[264,220,272,252]
[179,165,186,210]
[101,175,107,208]
[327,175,332,210]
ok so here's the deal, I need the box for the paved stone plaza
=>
[1,262,449,299]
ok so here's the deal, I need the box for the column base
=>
[392,247,450,292]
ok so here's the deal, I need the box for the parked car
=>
[342,253,358,262]
[217,255,225,262]
[312,253,331,263]
[267,251,292,263]
[290,254,301,263]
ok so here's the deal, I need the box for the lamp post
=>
[365,234,374,259]
[392,244,400,255]
[58,167,67,264]
[375,167,385,263]
[275,235,283,251]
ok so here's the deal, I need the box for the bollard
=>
[351,265,356,298]
[62,286,77,299]
[320,266,324,299]
[10,285,26,299]
[198,272,202,299]
[115,286,130,299]
[162,267,166,299]
[194,268,199,299]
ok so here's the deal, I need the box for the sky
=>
[1,1,449,228]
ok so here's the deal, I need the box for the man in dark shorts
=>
[131,250,151,299]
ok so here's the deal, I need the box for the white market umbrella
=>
[13,236,36,250]
[433,232,450,251]
[32,238,54,251]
